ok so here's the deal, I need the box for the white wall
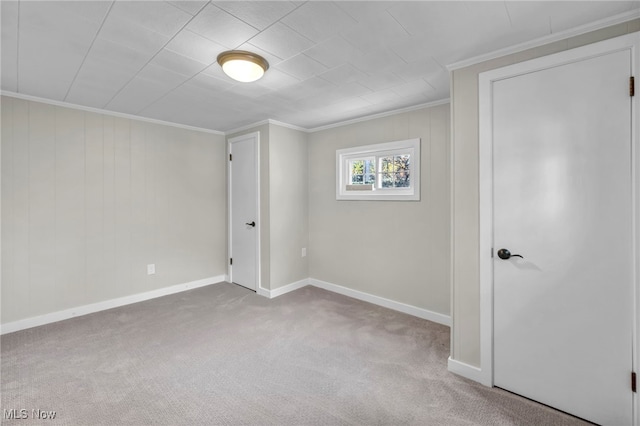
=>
[308,104,451,317]
[450,20,640,367]
[1,96,227,324]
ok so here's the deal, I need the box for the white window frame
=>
[336,138,420,201]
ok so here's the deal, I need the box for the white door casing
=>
[228,132,260,291]
[479,33,639,425]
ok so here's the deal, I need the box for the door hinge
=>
[229,154,232,161]
[229,258,232,265]
[491,248,494,258]
[630,76,635,97]
[632,372,637,393]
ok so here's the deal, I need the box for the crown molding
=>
[3,91,450,138]
[267,119,308,133]
[224,118,308,136]
[447,8,640,71]
[306,98,450,133]
[0,91,226,136]
[223,99,450,136]
[224,119,271,136]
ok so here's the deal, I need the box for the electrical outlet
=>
[147,264,155,275]
[301,248,307,257]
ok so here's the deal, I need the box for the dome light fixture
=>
[217,50,269,83]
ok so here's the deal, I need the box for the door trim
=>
[478,33,639,421]
[228,131,261,292]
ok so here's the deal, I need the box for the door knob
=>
[245,221,256,227]
[497,248,523,260]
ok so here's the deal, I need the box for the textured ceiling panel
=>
[2,1,638,132]
[214,1,299,30]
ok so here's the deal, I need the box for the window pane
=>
[364,159,375,174]
[394,172,410,187]
[350,159,375,185]
[380,157,394,173]
[395,155,410,172]
[380,173,394,188]
[350,160,364,175]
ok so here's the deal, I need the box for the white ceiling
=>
[2,1,639,132]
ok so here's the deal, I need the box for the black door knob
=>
[245,221,256,227]
[497,248,523,260]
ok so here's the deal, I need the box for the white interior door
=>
[229,133,259,291]
[492,48,633,424]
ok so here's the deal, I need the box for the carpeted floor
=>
[1,283,588,425]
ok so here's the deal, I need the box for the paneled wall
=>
[269,124,308,289]
[308,103,451,317]
[1,96,227,324]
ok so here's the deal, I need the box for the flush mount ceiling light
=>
[217,50,269,83]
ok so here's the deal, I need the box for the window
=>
[336,138,420,200]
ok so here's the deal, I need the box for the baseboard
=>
[0,275,226,335]
[258,278,310,299]
[308,278,452,327]
[448,357,491,386]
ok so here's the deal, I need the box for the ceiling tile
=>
[88,38,156,74]
[386,2,467,37]
[186,3,260,49]
[360,88,402,104]
[189,73,236,92]
[393,58,443,82]
[65,78,121,109]
[340,12,410,53]
[168,1,208,16]
[1,1,18,91]
[99,15,170,55]
[358,73,403,92]
[319,64,368,85]
[391,79,435,98]
[136,63,191,88]
[226,83,275,99]
[281,1,356,43]
[109,1,192,38]
[18,1,104,32]
[165,30,226,65]
[66,53,142,107]
[302,36,363,69]
[150,49,209,77]
[318,97,372,114]
[349,48,406,75]
[254,68,301,91]
[331,82,372,99]
[18,15,99,100]
[213,1,299,30]
[272,77,335,102]
[391,35,441,64]
[18,46,86,100]
[106,78,171,115]
[274,54,328,81]
[50,1,112,24]
[335,2,396,23]
[248,22,315,61]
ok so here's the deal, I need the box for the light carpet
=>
[1,283,588,425]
